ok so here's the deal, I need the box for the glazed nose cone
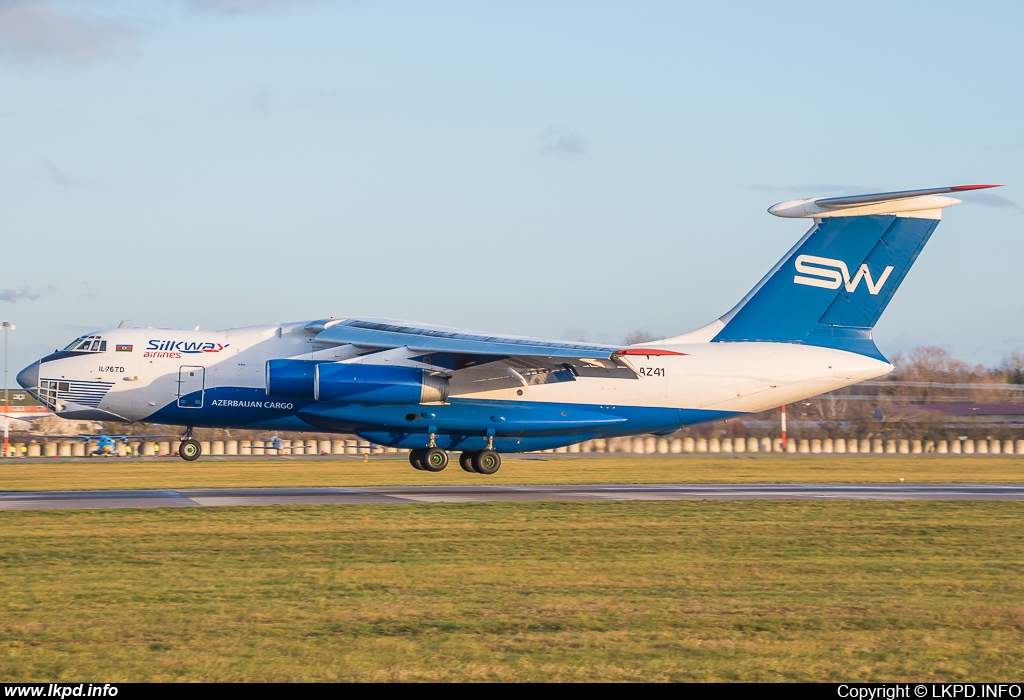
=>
[16,360,39,390]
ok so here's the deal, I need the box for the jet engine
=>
[316,363,449,404]
[266,359,319,398]
[266,359,449,404]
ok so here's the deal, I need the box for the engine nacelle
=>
[266,359,319,399]
[267,360,449,404]
[315,363,449,404]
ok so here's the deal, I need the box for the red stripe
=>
[949,184,1003,191]
[616,348,688,356]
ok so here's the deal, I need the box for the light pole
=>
[2,320,13,458]
[780,404,787,452]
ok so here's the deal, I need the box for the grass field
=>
[2,500,1023,681]
[3,457,1023,681]
[1,454,1024,492]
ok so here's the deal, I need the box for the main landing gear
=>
[409,433,502,475]
[461,450,501,475]
[179,427,201,462]
[409,432,451,473]
[409,447,449,472]
[409,448,501,474]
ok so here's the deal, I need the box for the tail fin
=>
[706,185,1000,359]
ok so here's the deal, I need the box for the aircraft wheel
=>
[458,451,477,473]
[409,449,426,470]
[472,449,501,475]
[421,447,449,472]
[179,439,202,462]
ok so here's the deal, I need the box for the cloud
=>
[965,192,1022,213]
[236,87,272,116]
[540,127,588,159]
[0,286,44,303]
[185,0,310,14]
[43,159,81,187]
[248,88,272,116]
[75,282,101,301]
[0,0,135,64]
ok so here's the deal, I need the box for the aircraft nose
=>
[16,361,39,390]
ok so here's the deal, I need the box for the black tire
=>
[472,449,501,475]
[179,439,202,462]
[459,451,477,473]
[421,447,449,472]
[409,449,426,470]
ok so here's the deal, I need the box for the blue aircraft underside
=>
[143,386,738,451]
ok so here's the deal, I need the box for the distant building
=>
[0,391,52,431]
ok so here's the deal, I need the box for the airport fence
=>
[4,435,1024,457]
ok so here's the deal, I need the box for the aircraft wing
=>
[308,319,688,391]
[312,318,623,361]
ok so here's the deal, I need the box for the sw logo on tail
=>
[793,255,894,295]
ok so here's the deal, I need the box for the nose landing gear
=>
[179,439,201,461]
[179,427,201,462]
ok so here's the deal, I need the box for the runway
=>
[2,483,1024,510]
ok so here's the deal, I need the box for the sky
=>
[2,0,1023,375]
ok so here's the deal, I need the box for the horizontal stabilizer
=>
[769,184,1001,219]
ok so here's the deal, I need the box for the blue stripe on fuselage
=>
[141,386,738,450]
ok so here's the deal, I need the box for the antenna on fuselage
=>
[118,320,127,328]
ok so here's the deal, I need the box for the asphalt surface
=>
[2,483,1024,510]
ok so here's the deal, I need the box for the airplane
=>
[31,424,174,457]
[16,184,998,473]
[49,433,170,457]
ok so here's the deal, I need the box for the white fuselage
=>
[25,321,890,417]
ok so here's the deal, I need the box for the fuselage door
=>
[177,366,205,409]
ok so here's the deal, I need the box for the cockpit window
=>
[63,335,107,353]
